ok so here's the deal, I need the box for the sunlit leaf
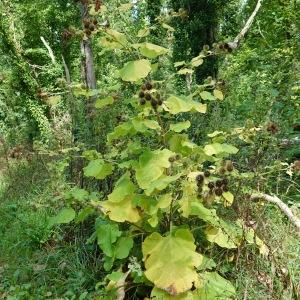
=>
[213,89,224,101]
[102,174,140,223]
[138,43,169,59]
[204,143,239,156]
[162,23,175,32]
[119,59,151,82]
[191,57,204,67]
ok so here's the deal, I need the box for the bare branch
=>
[228,0,263,50]
[251,193,300,231]
[40,36,56,64]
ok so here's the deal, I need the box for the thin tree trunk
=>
[80,4,97,91]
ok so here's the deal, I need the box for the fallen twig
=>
[250,193,300,231]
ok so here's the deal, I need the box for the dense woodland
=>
[0,0,299,299]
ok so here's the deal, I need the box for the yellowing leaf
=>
[222,191,234,206]
[143,229,203,296]
[119,59,151,82]
[192,101,207,114]
[107,173,135,203]
[213,89,224,101]
[191,57,204,67]
[245,228,269,256]
[174,61,186,67]
[177,68,193,75]
[151,287,194,299]
[95,96,114,109]
[102,195,140,223]
[46,95,61,106]
[170,121,191,133]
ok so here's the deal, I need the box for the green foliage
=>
[48,207,76,227]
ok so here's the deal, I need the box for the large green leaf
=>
[138,43,169,59]
[135,149,175,190]
[119,59,151,82]
[165,95,206,115]
[107,122,136,142]
[132,117,161,133]
[97,223,121,257]
[115,236,133,259]
[83,159,114,180]
[49,208,76,227]
[143,229,203,296]
[145,173,181,196]
[195,272,236,299]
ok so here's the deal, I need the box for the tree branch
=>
[250,193,300,231]
[228,0,263,50]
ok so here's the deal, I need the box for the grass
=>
[0,156,299,299]
[0,158,100,299]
